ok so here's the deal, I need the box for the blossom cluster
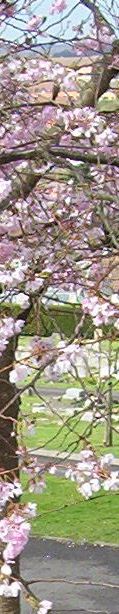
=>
[0,179,11,202]
[74,24,114,55]
[0,317,24,356]
[65,450,119,499]
[50,0,67,13]
[82,295,118,327]
[0,1,15,20]
[0,480,22,511]
[8,338,82,384]
[0,500,37,598]
[0,511,30,563]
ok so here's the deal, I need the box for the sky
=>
[1,0,117,44]
[1,0,89,43]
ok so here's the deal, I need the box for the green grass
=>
[22,475,119,544]
[25,418,119,457]
[21,394,119,457]
[18,335,119,390]
[20,336,119,546]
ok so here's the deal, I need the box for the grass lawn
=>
[18,335,119,390]
[21,394,119,457]
[22,475,119,544]
[21,366,119,545]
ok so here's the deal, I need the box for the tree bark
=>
[104,381,113,447]
[0,595,20,614]
[79,56,119,107]
[104,342,113,447]
[0,339,20,614]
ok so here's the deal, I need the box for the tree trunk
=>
[104,381,113,447]
[104,341,113,447]
[0,339,20,614]
[0,593,20,614]
[80,54,119,108]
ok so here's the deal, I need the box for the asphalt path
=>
[21,539,119,614]
[34,387,67,397]
[33,388,119,401]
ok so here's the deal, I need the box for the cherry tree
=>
[0,0,119,613]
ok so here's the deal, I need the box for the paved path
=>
[31,448,119,464]
[21,539,119,613]
[33,387,119,402]
[30,448,119,477]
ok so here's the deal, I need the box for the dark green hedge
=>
[0,303,21,318]
[0,303,118,339]
[24,304,94,338]
[0,301,118,340]
[0,301,94,338]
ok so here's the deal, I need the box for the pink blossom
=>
[0,222,8,235]
[0,480,22,510]
[8,215,22,238]
[27,15,44,32]
[0,240,14,264]
[11,269,25,286]
[3,538,27,562]
[50,0,67,14]
[0,317,24,356]
[0,2,15,18]
[25,277,43,293]
[0,179,11,201]
[14,319,24,333]
[109,53,119,71]
[95,127,117,146]
[0,514,30,562]
[0,21,119,605]
[29,479,46,494]
[82,295,115,326]
[74,25,114,55]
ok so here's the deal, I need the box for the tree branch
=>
[80,0,115,34]
[1,145,119,168]
[0,163,53,212]
[49,146,119,168]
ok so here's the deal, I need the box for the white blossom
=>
[9,364,30,383]
[103,471,119,491]
[110,293,119,305]
[13,481,23,497]
[10,581,21,597]
[65,468,72,479]
[49,465,56,475]
[37,600,52,614]
[1,563,12,576]
[0,580,21,597]
[24,502,37,517]
[100,454,114,468]
[79,482,92,499]
[15,293,30,308]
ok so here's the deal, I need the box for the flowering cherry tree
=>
[0,0,119,612]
